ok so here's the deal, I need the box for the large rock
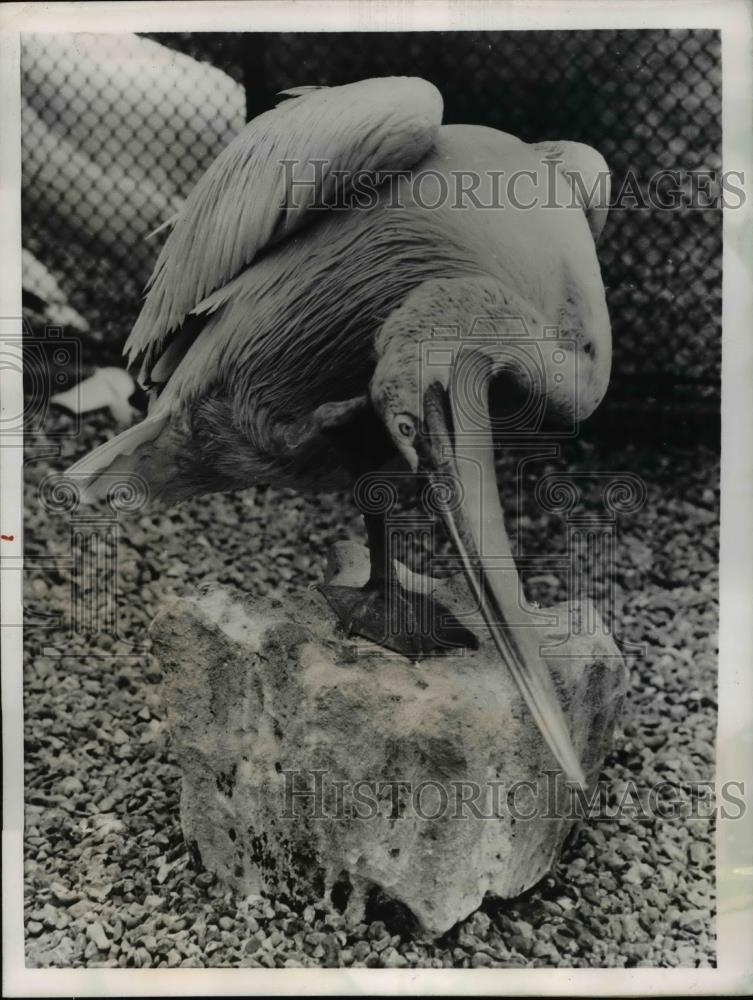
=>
[153,542,627,937]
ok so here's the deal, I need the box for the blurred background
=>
[21,29,721,442]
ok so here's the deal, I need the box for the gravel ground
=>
[22,394,719,969]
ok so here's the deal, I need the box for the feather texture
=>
[532,140,611,240]
[149,193,482,447]
[125,76,443,375]
[69,108,611,508]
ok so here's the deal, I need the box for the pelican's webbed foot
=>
[319,580,478,659]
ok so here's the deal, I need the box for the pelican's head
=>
[370,355,425,474]
[371,317,586,788]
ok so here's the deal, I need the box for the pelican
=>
[68,77,612,787]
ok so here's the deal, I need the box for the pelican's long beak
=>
[418,374,587,789]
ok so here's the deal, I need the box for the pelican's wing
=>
[533,140,611,241]
[125,76,443,377]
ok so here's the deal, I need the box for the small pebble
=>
[352,940,370,961]
[86,921,110,951]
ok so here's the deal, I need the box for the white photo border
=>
[2,1,751,996]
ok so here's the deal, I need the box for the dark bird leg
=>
[315,403,476,657]
[320,508,477,659]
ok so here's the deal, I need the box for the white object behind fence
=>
[21,32,246,279]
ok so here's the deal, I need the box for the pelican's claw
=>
[318,582,478,659]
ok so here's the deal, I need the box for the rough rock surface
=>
[25,433,718,967]
[153,542,627,937]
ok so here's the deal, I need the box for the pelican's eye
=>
[397,416,415,440]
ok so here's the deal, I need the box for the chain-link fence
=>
[21,29,722,418]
